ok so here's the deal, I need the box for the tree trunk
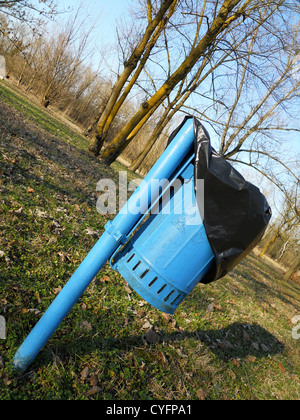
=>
[88,0,176,156]
[259,232,279,258]
[283,260,300,281]
[41,96,50,108]
[278,240,289,261]
[129,129,161,172]
[26,69,38,92]
[101,0,247,165]
[89,133,106,156]
[129,105,172,172]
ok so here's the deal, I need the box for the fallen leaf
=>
[278,363,285,374]
[74,204,81,212]
[84,228,99,237]
[144,329,160,344]
[196,389,207,400]
[14,207,24,215]
[124,284,132,294]
[207,303,214,312]
[243,331,251,342]
[34,292,42,303]
[261,344,269,353]
[3,372,11,386]
[47,236,58,245]
[161,313,172,323]
[55,207,67,213]
[57,252,70,263]
[176,348,188,358]
[79,321,92,332]
[246,355,256,363]
[142,320,153,330]
[218,340,235,350]
[53,286,62,295]
[26,187,35,194]
[88,373,98,387]
[86,386,102,396]
[80,366,89,381]
[3,155,15,164]
[36,209,48,218]
[100,275,110,283]
[137,309,143,317]
[157,351,168,365]
[27,309,41,315]
[50,220,61,230]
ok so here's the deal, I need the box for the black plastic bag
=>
[169,116,272,284]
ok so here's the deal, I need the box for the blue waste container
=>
[13,118,215,372]
[13,117,271,373]
[111,159,215,314]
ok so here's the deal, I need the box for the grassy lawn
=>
[0,80,299,400]
[0,81,88,150]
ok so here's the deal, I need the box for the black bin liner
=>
[168,116,272,284]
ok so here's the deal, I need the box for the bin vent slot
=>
[164,290,175,302]
[157,284,167,295]
[140,269,149,279]
[127,254,135,264]
[149,277,158,287]
[114,243,190,314]
[133,261,141,271]
[171,294,182,305]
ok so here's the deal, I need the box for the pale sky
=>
[58,0,132,40]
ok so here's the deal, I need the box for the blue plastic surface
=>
[113,164,215,314]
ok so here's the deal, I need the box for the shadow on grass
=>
[53,322,284,365]
[159,322,285,361]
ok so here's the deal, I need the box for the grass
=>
[0,81,88,150]
[0,80,299,400]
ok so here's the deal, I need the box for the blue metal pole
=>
[13,233,116,373]
[13,118,195,373]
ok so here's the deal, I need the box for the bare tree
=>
[192,14,300,193]
[0,0,56,50]
[129,2,299,194]
[259,197,298,258]
[101,0,284,165]
[128,4,271,171]
[15,25,45,86]
[258,176,299,275]
[88,0,179,156]
[30,9,96,108]
[0,0,56,22]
